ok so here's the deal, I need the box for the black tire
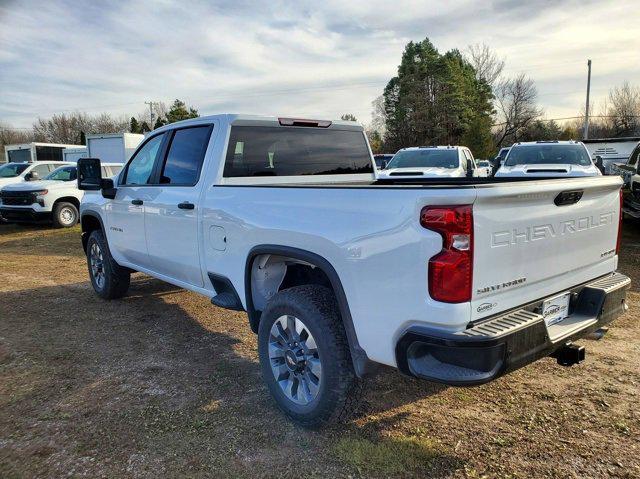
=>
[52,201,78,228]
[86,229,130,299]
[258,285,363,428]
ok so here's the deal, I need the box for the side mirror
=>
[77,158,103,190]
[26,171,38,181]
[594,155,605,174]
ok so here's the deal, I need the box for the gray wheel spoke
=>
[301,372,319,401]
[268,341,286,359]
[272,362,289,381]
[303,335,317,352]
[286,315,298,341]
[307,357,322,379]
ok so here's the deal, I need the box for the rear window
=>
[8,149,31,163]
[505,144,592,166]
[386,149,459,169]
[223,126,373,177]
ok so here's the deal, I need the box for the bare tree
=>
[0,123,36,150]
[465,43,505,88]
[494,73,542,147]
[369,94,386,135]
[607,81,640,136]
[33,112,128,144]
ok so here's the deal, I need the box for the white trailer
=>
[63,147,88,163]
[4,142,83,164]
[583,137,640,174]
[86,133,144,164]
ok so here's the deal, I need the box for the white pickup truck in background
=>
[77,114,630,428]
[0,161,69,189]
[1,163,122,227]
[496,141,603,177]
[377,145,490,179]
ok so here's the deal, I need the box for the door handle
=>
[178,201,195,210]
[131,199,143,205]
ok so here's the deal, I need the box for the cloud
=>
[0,0,638,128]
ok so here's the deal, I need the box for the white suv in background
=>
[377,146,488,179]
[0,161,69,189]
[0,163,122,227]
[495,141,601,177]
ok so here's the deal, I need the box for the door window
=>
[30,164,52,178]
[123,134,164,185]
[159,126,212,185]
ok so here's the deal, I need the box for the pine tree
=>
[165,99,199,124]
[130,117,140,133]
[382,37,493,153]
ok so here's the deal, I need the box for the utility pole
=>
[583,59,592,140]
[145,101,154,129]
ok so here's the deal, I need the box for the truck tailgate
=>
[471,176,622,322]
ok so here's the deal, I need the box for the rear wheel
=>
[52,202,78,228]
[86,229,130,299]
[258,285,363,428]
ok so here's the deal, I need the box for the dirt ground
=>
[0,221,638,479]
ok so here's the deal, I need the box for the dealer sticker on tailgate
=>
[542,293,570,327]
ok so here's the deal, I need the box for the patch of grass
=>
[333,435,441,475]
[612,420,630,436]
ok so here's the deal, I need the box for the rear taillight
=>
[421,205,473,303]
[616,189,623,255]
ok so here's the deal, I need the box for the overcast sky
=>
[1,0,639,129]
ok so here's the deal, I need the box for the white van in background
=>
[495,141,601,178]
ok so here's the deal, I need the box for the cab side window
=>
[159,126,212,185]
[123,134,165,185]
[30,164,52,178]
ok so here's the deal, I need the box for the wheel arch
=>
[80,210,105,253]
[244,245,377,377]
[53,196,81,210]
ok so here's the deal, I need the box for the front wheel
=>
[258,285,363,428]
[86,229,130,299]
[52,202,78,228]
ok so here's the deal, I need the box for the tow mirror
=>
[77,158,102,190]
[594,155,605,174]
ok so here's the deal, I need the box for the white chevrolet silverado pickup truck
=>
[0,163,123,227]
[377,145,489,179]
[77,114,631,428]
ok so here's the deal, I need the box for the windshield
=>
[0,163,29,178]
[385,149,459,169]
[45,166,77,181]
[505,144,592,167]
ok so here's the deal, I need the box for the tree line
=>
[0,99,199,150]
[359,38,640,157]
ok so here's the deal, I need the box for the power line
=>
[491,115,640,128]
